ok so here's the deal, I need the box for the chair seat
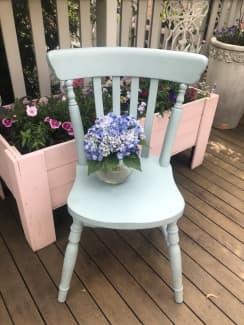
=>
[67,156,185,229]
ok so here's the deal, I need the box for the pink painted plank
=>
[5,149,56,251]
[10,145,21,157]
[149,113,169,156]
[3,149,20,200]
[173,134,198,155]
[50,182,74,209]
[47,162,76,192]
[44,139,77,170]
[191,93,219,169]
[0,136,16,194]
[149,98,205,156]
[180,98,205,121]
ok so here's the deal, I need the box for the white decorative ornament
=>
[161,0,209,53]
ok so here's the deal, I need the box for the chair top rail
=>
[47,47,207,85]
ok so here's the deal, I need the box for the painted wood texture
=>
[0,0,26,98]
[0,94,218,251]
[1,116,243,324]
[28,0,51,96]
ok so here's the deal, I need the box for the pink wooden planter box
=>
[0,93,218,251]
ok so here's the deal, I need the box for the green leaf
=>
[103,155,119,172]
[123,153,142,171]
[87,160,103,175]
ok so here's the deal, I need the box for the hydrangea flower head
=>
[83,112,145,162]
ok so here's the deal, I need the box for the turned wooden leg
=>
[167,222,183,303]
[161,225,169,246]
[58,218,83,303]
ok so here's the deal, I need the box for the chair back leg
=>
[167,222,183,303]
[58,219,83,303]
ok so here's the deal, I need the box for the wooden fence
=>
[0,0,243,101]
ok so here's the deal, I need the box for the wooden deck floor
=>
[0,121,243,324]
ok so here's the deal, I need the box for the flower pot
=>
[96,163,132,185]
[207,37,244,129]
[0,92,218,251]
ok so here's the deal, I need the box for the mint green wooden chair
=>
[47,47,207,304]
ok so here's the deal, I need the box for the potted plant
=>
[207,14,244,129]
[83,112,147,185]
[0,79,218,251]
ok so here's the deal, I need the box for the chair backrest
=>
[47,47,207,167]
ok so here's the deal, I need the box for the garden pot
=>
[207,37,244,129]
[0,92,218,251]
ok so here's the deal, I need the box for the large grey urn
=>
[207,37,244,129]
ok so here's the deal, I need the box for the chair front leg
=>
[167,222,183,303]
[58,218,83,303]
[161,225,169,246]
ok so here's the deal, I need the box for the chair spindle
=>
[112,77,121,114]
[159,83,187,167]
[93,77,104,117]
[129,77,139,117]
[65,80,86,165]
[141,78,159,158]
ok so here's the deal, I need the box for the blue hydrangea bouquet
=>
[83,112,146,176]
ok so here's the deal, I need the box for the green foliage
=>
[0,78,210,155]
[0,96,71,153]
[20,122,48,152]
[87,153,142,175]
[215,24,244,46]
[123,153,141,171]
[87,160,103,175]
[215,6,244,46]
[102,155,120,172]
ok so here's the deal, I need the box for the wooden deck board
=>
[175,171,244,227]
[38,244,109,325]
[142,229,244,325]
[0,204,77,325]
[119,229,233,325]
[0,121,244,324]
[95,229,201,325]
[0,235,44,325]
[57,239,141,325]
[178,218,243,279]
[183,205,243,259]
[0,293,13,325]
[82,229,171,324]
